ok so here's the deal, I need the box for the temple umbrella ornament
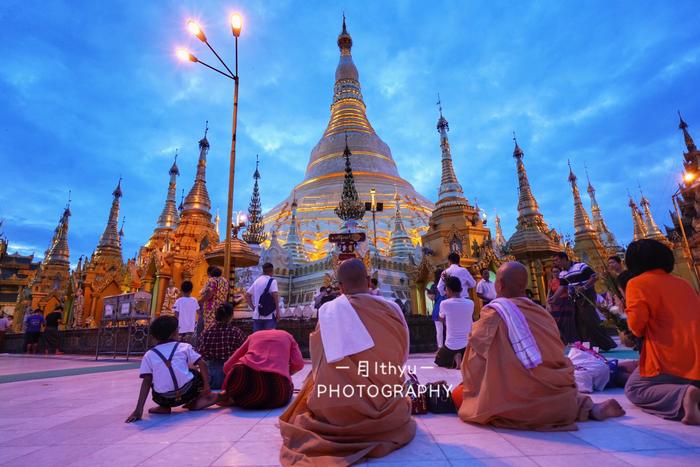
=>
[334,135,366,231]
[242,155,266,245]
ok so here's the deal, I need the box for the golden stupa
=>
[262,18,433,260]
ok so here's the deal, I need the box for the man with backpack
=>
[246,262,280,332]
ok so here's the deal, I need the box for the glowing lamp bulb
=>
[187,19,206,41]
[683,172,697,183]
[176,48,190,62]
[230,13,243,37]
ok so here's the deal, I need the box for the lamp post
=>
[364,187,383,270]
[672,170,700,287]
[178,14,243,299]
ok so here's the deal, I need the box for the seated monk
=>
[452,261,625,431]
[279,258,415,465]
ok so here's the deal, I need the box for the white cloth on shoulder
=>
[486,297,543,369]
[318,294,375,363]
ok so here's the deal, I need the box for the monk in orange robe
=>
[453,261,625,431]
[279,259,415,466]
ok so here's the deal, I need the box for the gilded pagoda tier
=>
[263,181,433,261]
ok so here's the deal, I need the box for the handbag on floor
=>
[404,372,428,415]
[426,380,456,414]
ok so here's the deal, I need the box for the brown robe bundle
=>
[279,294,416,466]
[456,296,593,431]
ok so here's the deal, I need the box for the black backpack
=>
[257,278,276,317]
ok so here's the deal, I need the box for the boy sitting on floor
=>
[126,315,218,422]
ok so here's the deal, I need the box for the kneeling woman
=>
[621,239,700,425]
[220,329,305,409]
[435,276,474,369]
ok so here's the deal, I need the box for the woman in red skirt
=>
[220,329,305,409]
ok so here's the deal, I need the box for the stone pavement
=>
[0,354,699,466]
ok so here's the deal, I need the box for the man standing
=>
[476,268,496,306]
[552,252,615,351]
[437,253,476,299]
[607,255,623,277]
[0,312,10,352]
[279,259,415,465]
[246,262,279,332]
[44,306,63,355]
[24,308,44,354]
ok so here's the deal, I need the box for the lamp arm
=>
[195,58,235,80]
[204,40,236,79]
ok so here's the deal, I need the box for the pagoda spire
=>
[628,194,648,241]
[284,192,308,263]
[493,214,506,254]
[389,189,413,257]
[182,121,212,216]
[334,135,365,228]
[435,95,467,207]
[44,199,71,266]
[95,177,123,261]
[321,16,374,138]
[678,111,697,154]
[243,155,266,245]
[512,133,549,232]
[156,151,180,230]
[568,161,595,235]
[638,189,665,240]
[585,166,620,251]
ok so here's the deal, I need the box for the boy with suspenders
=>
[126,316,218,422]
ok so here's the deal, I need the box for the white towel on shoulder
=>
[318,294,375,363]
[486,297,543,369]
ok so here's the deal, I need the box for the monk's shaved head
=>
[495,261,529,298]
[337,258,370,294]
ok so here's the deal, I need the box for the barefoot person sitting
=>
[621,239,700,425]
[452,261,625,431]
[125,315,218,422]
[279,258,415,465]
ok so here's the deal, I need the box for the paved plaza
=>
[0,353,699,467]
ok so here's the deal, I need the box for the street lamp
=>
[364,188,383,270]
[177,14,243,299]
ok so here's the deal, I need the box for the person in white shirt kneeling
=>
[435,276,474,369]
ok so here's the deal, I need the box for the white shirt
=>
[437,264,476,298]
[172,296,198,334]
[247,275,279,320]
[139,342,201,394]
[476,279,497,302]
[439,297,474,351]
[0,317,10,331]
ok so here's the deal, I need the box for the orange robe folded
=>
[279,294,416,466]
[455,297,593,431]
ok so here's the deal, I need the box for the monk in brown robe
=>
[453,261,625,431]
[279,259,416,466]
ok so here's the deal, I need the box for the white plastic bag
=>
[568,347,610,393]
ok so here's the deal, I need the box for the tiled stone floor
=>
[0,353,699,466]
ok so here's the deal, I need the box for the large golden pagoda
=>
[262,18,433,258]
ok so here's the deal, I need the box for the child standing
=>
[125,315,218,422]
[173,281,198,343]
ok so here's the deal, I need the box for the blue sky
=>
[1,0,699,263]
